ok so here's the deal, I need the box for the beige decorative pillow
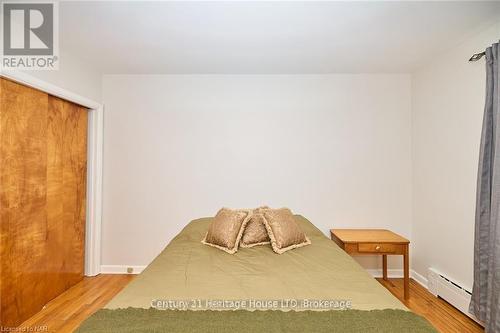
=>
[240,207,271,248]
[262,208,311,254]
[202,208,252,254]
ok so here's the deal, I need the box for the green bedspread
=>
[77,215,436,332]
[105,216,405,311]
[76,308,437,333]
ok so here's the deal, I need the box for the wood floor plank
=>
[377,278,484,333]
[14,275,483,333]
[17,274,133,333]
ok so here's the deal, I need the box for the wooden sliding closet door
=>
[0,78,88,327]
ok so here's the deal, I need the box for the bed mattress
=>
[105,215,406,312]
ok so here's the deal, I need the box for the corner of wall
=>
[409,19,500,290]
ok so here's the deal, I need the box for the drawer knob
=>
[375,245,381,251]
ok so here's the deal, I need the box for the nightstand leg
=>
[382,255,388,281]
[404,245,409,300]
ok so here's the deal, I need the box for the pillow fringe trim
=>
[261,211,311,254]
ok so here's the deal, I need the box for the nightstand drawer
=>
[358,243,401,253]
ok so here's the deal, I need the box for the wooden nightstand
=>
[330,229,410,300]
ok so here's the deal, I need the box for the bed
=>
[77,215,436,332]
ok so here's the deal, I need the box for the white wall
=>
[18,50,102,102]
[101,74,412,268]
[411,21,500,291]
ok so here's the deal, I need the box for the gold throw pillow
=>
[240,207,271,248]
[202,208,252,254]
[262,208,311,254]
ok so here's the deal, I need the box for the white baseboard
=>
[366,268,405,278]
[100,265,146,274]
[366,268,428,289]
[410,269,428,289]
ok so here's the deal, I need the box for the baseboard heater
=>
[427,268,482,325]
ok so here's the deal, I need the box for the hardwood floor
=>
[377,278,484,333]
[17,274,133,333]
[14,275,482,333]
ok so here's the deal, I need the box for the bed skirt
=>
[76,308,437,333]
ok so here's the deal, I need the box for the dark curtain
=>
[470,40,500,333]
